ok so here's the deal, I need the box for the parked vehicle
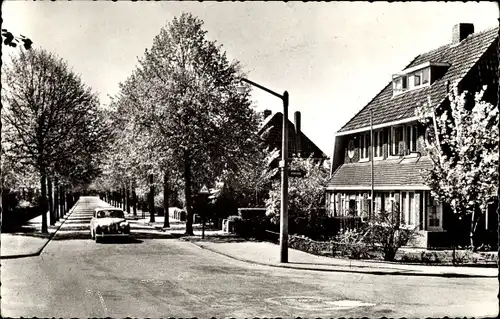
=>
[90,207,130,242]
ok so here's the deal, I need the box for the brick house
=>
[326,24,498,248]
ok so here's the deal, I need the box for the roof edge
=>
[337,54,422,133]
[336,115,421,136]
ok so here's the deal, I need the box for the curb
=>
[1,199,81,260]
[189,242,497,278]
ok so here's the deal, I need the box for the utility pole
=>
[370,106,374,220]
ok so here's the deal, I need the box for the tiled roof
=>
[327,156,434,189]
[338,26,499,133]
[258,112,328,159]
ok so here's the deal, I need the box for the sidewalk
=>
[1,202,76,259]
[191,240,498,278]
[120,206,221,235]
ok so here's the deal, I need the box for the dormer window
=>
[392,62,449,96]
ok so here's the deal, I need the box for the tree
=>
[211,144,280,214]
[2,48,106,233]
[416,83,499,250]
[2,29,32,50]
[131,13,261,235]
[1,28,32,231]
[265,156,331,239]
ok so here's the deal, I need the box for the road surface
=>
[1,197,497,318]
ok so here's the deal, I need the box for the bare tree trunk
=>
[61,187,66,216]
[58,185,63,218]
[184,157,194,236]
[149,174,155,223]
[163,172,170,228]
[40,173,48,234]
[132,187,137,217]
[48,178,54,225]
[126,183,131,214]
[470,206,480,252]
[54,178,59,221]
[65,188,68,214]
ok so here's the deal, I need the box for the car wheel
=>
[95,236,100,243]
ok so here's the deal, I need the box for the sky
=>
[2,1,499,157]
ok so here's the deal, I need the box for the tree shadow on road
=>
[97,237,143,244]
[131,232,184,240]
[180,234,258,244]
[1,225,53,238]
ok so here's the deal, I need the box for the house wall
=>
[327,189,451,248]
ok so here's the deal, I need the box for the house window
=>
[359,133,369,160]
[385,192,397,213]
[340,193,346,216]
[391,126,404,156]
[426,192,442,230]
[422,68,430,85]
[401,191,416,226]
[393,67,430,95]
[356,193,362,217]
[402,76,408,89]
[349,199,357,216]
[393,76,408,94]
[414,74,421,86]
[405,125,418,154]
[374,130,382,158]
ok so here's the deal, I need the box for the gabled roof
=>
[327,156,433,190]
[337,26,498,134]
[258,112,328,159]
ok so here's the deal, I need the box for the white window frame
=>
[356,193,362,217]
[401,191,417,226]
[426,192,443,230]
[393,67,431,96]
[359,133,369,162]
[405,125,418,155]
[340,193,346,217]
[389,126,404,158]
[373,130,383,160]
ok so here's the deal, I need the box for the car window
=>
[96,210,124,218]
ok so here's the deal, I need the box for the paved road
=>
[1,197,497,318]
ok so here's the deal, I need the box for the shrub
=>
[363,209,420,261]
[288,235,334,256]
[400,253,421,263]
[421,251,441,264]
[334,229,371,259]
[452,250,472,264]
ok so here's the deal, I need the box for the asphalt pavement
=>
[1,196,498,318]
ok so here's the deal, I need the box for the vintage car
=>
[90,207,130,242]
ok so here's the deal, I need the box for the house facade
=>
[327,23,499,248]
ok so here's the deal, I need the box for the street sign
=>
[288,169,306,177]
[199,184,210,195]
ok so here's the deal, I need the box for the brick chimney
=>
[263,109,272,119]
[294,111,301,157]
[452,23,474,45]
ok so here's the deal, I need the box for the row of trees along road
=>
[97,13,263,235]
[1,44,111,233]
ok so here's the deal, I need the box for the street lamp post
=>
[240,78,289,263]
